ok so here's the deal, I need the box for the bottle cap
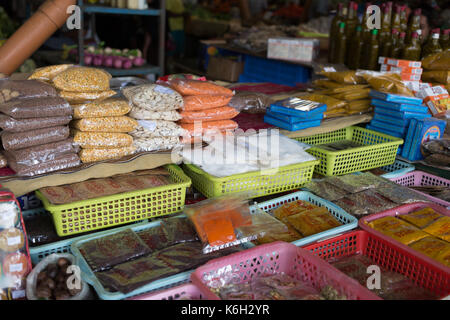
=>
[412,32,418,39]
[400,32,406,38]
[372,29,379,35]
[395,5,401,13]
[392,29,399,34]
[339,22,346,28]
[433,28,441,34]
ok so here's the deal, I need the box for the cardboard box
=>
[207,56,244,82]
[378,57,422,68]
[267,38,320,63]
[380,64,423,75]
[417,86,450,115]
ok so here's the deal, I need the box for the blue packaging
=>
[370,120,408,135]
[17,192,42,211]
[371,99,429,113]
[366,124,404,138]
[270,97,327,118]
[374,107,432,120]
[401,118,418,159]
[264,115,322,131]
[407,118,446,161]
[369,90,423,105]
[266,109,324,124]
[373,113,411,126]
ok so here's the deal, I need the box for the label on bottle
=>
[432,33,439,39]
[9,263,23,273]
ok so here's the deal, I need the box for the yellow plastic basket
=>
[35,164,191,237]
[295,126,404,176]
[183,160,319,199]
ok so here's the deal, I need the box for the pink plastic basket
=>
[359,202,450,273]
[128,283,204,300]
[389,171,450,208]
[191,241,380,300]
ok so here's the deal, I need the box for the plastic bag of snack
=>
[332,89,371,101]
[368,216,429,245]
[179,106,239,124]
[52,67,112,92]
[313,79,343,89]
[421,71,450,85]
[180,120,238,137]
[79,229,151,272]
[72,130,133,149]
[185,194,254,253]
[300,94,347,110]
[183,95,232,111]
[342,190,396,217]
[284,206,342,236]
[326,84,370,94]
[272,200,319,221]
[72,98,131,119]
[28,64,73,82]
[304,180,348,201]
[131,120,186,138]
[79,145,137,163]
[59,90,117,104]
[72,116,138,133]
[361,72,414,96]
[346,99,371,111]
[375,181,432,204]
[168,79,234,97]
[0,79,57,103]
[2,126,70,151]
[122,84,183,111]
[133,136,180,153]
[0,114,72,133]
[129,107,181,121]
[7,153,81,176]
[398,207,443,229]
[160,216,199,245]
[408,236,449,266]
[0,96,72,119]
[228,92,273,114]
[4,139,78,167]
[136,226,170,252]
[320,71,366,85]
[422,216,450,242]
[324,108,348,118]
[421,50,450,71]
[326,174,376,194]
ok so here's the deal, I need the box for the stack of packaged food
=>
[123,84,185,152]
[168,79,239,142]
[0,79,79,176]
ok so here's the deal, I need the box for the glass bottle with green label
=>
[440,29,449,51]
[348,25,364,70]
[329,3,346,63]
[402,31,421,61]
[389,29,400,57]
[391,31,406,59]
[422,29,443,58]
[345,1,358,64]
[335,22,347,64]
[400,5,408,33]
[379,5,392,59]
[364,29,380,70]
[361,2,373,42]
[406,8,421,44]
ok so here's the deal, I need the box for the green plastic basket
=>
[183,160,319,199]
[35,164,191,237]
[295,126,403,176]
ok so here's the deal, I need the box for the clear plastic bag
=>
[326,174,377,194]
[336,190,396,218]
[52,67,112,92]
[59,90,117,104]
[183,95,232,111]
[72,116,138,133]
[26,253,92,300]
[300,94,347,111]
[421,50,450,71]
[361,72,414,96]
[168,79,234,97]
[0,79,57,103]
[72,130,133,149]
[179,106,239,124]
[131,120,186,138]
[304,180,347,201]
[2,126,70,151]
[28,64,74,82]
[228,92,273,114]
[0,96,72,119]
[0,114,72,133]
[72,98,131,119]
[129,107,181,121]
[7,153,81,176]
[122,84,183,111]
[180,120,238,137]
[185,194,254,253]
[320,71,366,85]
[367,216,428,245]
[79,145,137,163]
[421,71,450,85]
[133,136,180,153]
[0,154,7,168]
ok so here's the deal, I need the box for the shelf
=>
[101,64,161,76]
[82,5,161,16]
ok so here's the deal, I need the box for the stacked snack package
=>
[35,66,137,163]
[122,84,185,152]
[167,79,238,142]
[0,79,80,176]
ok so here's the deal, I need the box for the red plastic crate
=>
[303,230,450,299]
[191,241,380,300]
[128,283,204,300]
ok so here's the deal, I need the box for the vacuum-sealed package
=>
[79,229,151,272]
[375,181,432,204]
[52,67,112,92]
[398,207,444,229]
[72,98,131,119]
[136,226,170,252]
[7,153,81,176]
[59,90,117,104]
[0,79,57,103]
[2,126,70,151]
[133,136,180,153]
[0,154,7,168]
[28,64,73,82]
[122,84,183,111]
[228,92,273,114]
[368,216,429,245]
[129,107,182,121]
[0,114,72,133]
[326,174,376,194]
[0,96,72,119]
[284,206,342,236]
[131,120,186,138]
[184,95,232,111]
[342,189,396,217]
[160,217,199,245]
[185,194,254,253]
[422,216,450,242]
[179,106,239,123]
[72,116,138,133]
[168,79,234,97]
[79,145,137,163]
[72,130,133,149]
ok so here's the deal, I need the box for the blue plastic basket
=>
[248,191,358,247]
[239,55,311,86]
[379,159,415,179]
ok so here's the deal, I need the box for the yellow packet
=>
[422,51,450,71]
[324,108,348,118]
[321,71,366,85]
[313,79,342,89]
[272,200,319,220]
[347,99,371,111]
[286,206,341,237]
[435,246,450,267]
[301,94,347,111]
[409,236,449,261]
[362,73,415,97]
[422,216,450,242]
[369,216,429,245]
[398,207,443,229]
[421,71,450,85]
[332,89,371,101]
